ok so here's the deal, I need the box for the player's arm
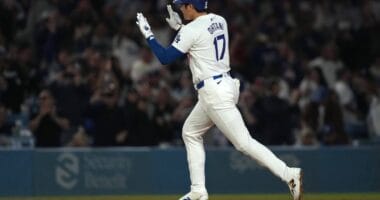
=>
[146,38,185,65]
[136,13,185,65]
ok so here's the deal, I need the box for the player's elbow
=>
[151,45,183,65]
[234,139,251,155]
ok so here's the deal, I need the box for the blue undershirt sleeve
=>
[147,37,185,65]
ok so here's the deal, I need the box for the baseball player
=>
[135,0,303,200]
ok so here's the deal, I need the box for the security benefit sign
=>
[81,154,131,190]
[56,153,80,190]
[33,150,135,195]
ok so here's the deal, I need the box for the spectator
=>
[171,70,195,101]
[91,22,112,49]
[367,87,380,139]
[112,20,140,76]
[1,56,26,113]
[29,89,70,147]
[0,0,25,46]
[34,10,70,64]
[0,103,13,136]
[320,90,350,145]
[308,42,344,88]
[252,79,294,145]
[335,69,366,138]
[70,0,99,53]
[0,33,5,56]
[123,84,158,146]
[0,103,12,146]
[130,47,161,83]
[99,2,120,38]
[298,67,328,109]
[238,87,258,137]
[49,60,91,144]
[0,58,7,100]
[84,81,128,147]
[369,55,380,84]
[152,86,175,146]
[299,101,320,146]
[172,95,195,144]
[122,87,140,146]
[248,33,281,80]
[70,0,98,27]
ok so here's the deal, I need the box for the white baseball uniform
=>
[172,13,294,194]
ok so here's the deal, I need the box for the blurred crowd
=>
[0,0,380,148]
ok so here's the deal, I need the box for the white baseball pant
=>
[182,73,292,193]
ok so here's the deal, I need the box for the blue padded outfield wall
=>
[0,146,380,196]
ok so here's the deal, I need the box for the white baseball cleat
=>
[179,191,208,200]
[287,168,303,200]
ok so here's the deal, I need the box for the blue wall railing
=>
[0,146,379,196]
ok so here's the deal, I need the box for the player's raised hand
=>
[136,13,154,39]
[165,5,182,31]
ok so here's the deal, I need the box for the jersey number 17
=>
[213,34,226,61]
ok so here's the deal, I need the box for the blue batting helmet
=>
[173,0,208,11]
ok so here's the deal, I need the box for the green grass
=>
[1,193,380,200]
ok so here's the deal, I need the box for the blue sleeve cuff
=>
[147,37,185,65]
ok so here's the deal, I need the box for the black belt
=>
[195,72,229,90]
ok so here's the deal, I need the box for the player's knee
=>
[234,140,250,155]
[182,126,202,143]
[181,126,193,142]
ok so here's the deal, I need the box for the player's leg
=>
[199,76,287,180]
[180,101,213,200]
[208,106,303,200]
[208,105,289,180]
[198,75,302,199]
[200,75,302,198]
